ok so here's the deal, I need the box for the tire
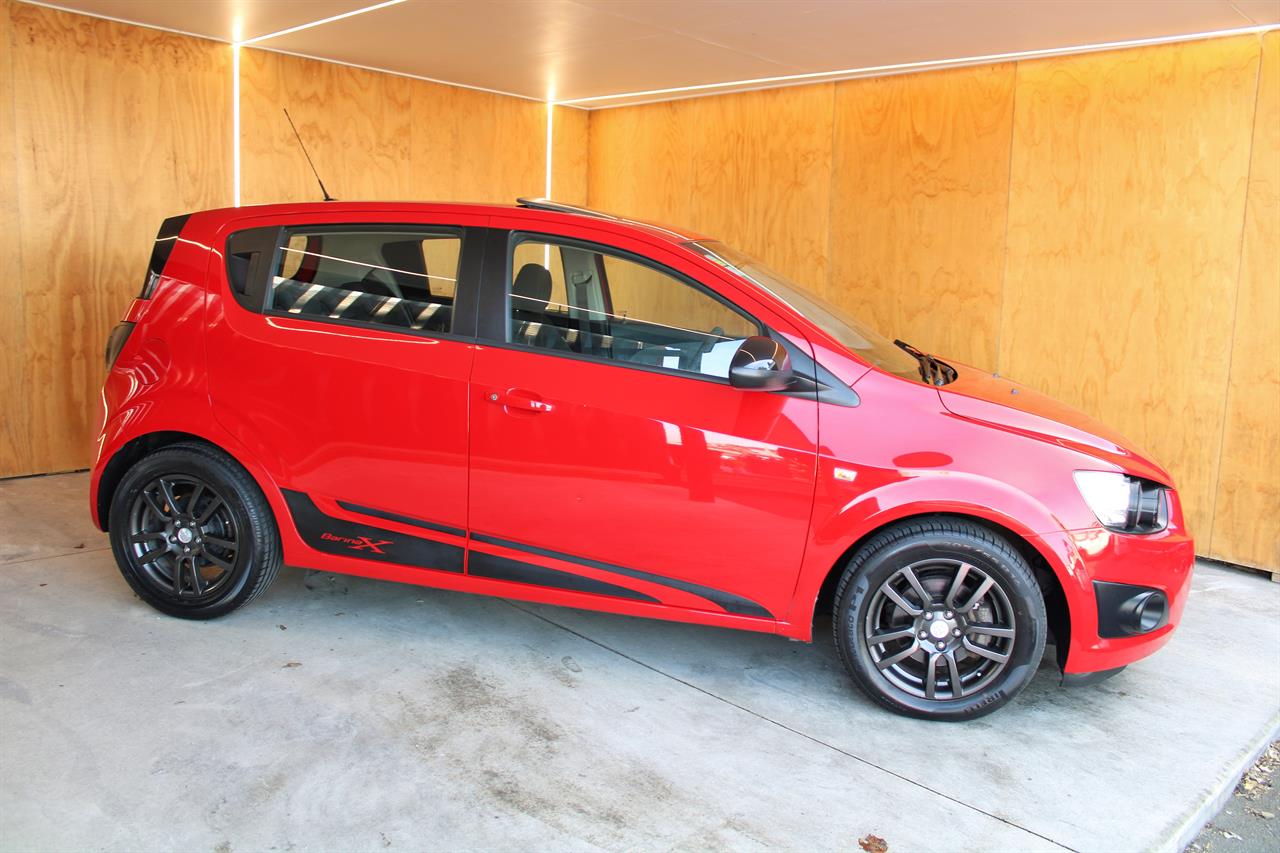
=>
[833,518,1046,720]
[108,442,282,619]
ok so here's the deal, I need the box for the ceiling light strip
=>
[562,22,1280,107]
[238,0,408,46]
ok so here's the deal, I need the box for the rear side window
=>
[267,228,461,334]
[507,236,761,379]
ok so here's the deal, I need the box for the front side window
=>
[507,237,761,379]
[268,228,461,334]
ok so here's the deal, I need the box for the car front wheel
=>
[834,518,1046,720]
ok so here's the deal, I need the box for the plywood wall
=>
[589,35,1279,571]
[0,0,26,475]
[2,0,233,477]
[552,104,590,206]
[588,86,834,290]
[1209,30,1280,570]
[829,63,1015,369]
[0,2,575,479]
[239,48,549,205]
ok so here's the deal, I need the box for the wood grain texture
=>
[1209,31,1280,569]
[412,83,543,203]
[828,64,1016,370]
[588,99,694,224]
[0,0,29,476]
[240,49,412,204]
[6,1,231,477]
[688,84,835,293]
[241,49,546,206]
[552,104,589,206]
[1000,36,1262,539]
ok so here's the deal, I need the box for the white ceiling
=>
[32,0,1280,106]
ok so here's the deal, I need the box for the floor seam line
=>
[1,545,112,567]
[505,600,1077,853]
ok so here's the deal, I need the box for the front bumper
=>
[1031,523,1195,675]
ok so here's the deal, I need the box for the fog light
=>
[1118,590,1167,635]
[1094,581,1170,638]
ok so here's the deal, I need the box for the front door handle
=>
[488,388,553,413]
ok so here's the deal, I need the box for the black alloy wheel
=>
[834,517,1046,720]
[125,474,241,603]
[864,559,1017,701]
[108,443,282,619]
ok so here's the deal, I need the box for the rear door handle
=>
[488,388,553,413]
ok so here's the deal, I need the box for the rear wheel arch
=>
[97,431,272,533]
[810,511,1070,667]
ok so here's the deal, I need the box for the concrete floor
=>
[2,472,1278,853]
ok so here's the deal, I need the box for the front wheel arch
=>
[810,511,1070,668]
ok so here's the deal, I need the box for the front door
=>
[466,223,819,622]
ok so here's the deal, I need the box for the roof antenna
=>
[283,108,334,201]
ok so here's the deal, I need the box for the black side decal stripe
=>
[470,533,773,619]
[469,552,660,603]
[282,489,463,573]
[336,500,465,539]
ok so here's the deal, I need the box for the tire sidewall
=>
[837,531,1046,720]
[108,448,269,619]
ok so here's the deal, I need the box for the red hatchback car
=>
[92,199,1194,719]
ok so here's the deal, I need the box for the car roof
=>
[194,198,709,245]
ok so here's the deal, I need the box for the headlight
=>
[1073,471,1169,534]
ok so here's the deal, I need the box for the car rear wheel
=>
[833,518,1046,720]
[108,443,282,619]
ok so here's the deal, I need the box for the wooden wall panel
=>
[1210,30,1280,570]
[0,0,28,476]
[589,86,833,323]
[240,49,413,204]
[588,100,695,224]
[828,64,1015,370]
[4,2,231,478]
[688,84,835,292]
[416,86,544,203]
[1001,36,1261,540]
[241,50,548,206]
[552,104,589,206]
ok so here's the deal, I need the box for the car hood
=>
[937,363,1173,485]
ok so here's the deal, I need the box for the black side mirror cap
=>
[729,336,794,391]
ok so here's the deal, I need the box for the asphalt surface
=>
[1187,741,1280,853]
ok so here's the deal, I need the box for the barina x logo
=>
[348,536,392,554]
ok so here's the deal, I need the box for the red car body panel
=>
[91,201,1195,674]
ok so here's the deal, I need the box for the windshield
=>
[690,241,923,381]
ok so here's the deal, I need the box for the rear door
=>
[466,220,820,623]
[207,210,488,577]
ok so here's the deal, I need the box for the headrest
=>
[513,263,553,313]
[380,240,429,292]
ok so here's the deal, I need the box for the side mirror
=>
[729,336,793,391]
